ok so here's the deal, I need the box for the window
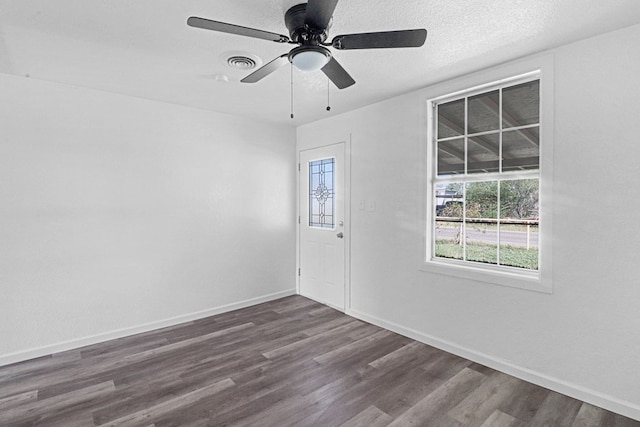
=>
[429,75,542,279]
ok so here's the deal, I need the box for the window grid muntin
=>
[437,123,539,142]
[432,75,540,272]
[498,87,503,264]
[464,97,468,175]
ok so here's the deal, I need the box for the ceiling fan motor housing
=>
[285,3,328,45]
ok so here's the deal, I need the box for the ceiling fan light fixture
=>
[188,0,427,90]
[289,46,331,72]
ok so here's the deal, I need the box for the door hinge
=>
[298,216,301,224]
[298,268,301,276]
[298,163,300,171]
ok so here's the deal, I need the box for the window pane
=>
[437,138,464,175]
[434,182,463,260]
[437,99,465,139]
[502,127,539,171]
[499,179,539,219]
[499,179,539,270]
[465,181,498,265]
[309,158,335,228]
[468,90,499,134]
[467,133,499,174]
[502,80,539,128]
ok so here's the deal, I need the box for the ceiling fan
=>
[187,0,427,89]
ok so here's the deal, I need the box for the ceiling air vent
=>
[226,55,258,70]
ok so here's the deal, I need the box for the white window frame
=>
[420,55,554,293]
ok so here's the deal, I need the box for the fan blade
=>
[332,29,427,50]
[187,17,290,43]
[321,57,355,89]
[241,54,289,83]
[304,0,339,30]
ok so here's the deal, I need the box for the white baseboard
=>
[346,308,640,422]
[0,289,296,368]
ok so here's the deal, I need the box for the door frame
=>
[296,137,351,312]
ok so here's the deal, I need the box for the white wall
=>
[297,24,640,419]
[0,74,296,363]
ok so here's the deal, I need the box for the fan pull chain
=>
[326,78,331,112]
[290,63,294,119]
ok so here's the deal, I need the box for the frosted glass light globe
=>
[290,47,330,71]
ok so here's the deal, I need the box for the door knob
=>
[336,232,344,239]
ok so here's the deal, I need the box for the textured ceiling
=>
[1,0,640,126]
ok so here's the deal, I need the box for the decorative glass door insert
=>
[309,158,335,228]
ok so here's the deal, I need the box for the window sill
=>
[419,259,552,294]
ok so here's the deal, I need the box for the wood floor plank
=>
[310,351,444,424]
[261,320,363,359]
[345,322,385,341]
[0,389,37,411]
[297,344,441,425]
[429,415,467,427]
[313,329,395,365]
[0,295,637,426]
[421,350,473,381]
[0,324,251,402]
[373,367,447,419]
[600,411,640,427]
[186,380,300,426]
[370,343,461,419]
[302,314,358,337]
[448,370,524,426]
[153,367,291,426]
[178,351,270,385]
[98,378,235,427]
[84,321,196,354]
[227,388,327,427]
[479,409,522,427]
[36,370,119,402]
[93,375,193,424]
[387,367,486,426]
[0,380,115,425]
[309,305,336,317]
[572,403,608,427]
[573,403,640,427]
[123,322,255,363]
[299,376,385,425]
[339,405,393,427]
[527,391,584,427]
[271,296,318,314]
[0,354,83,397]
[496,376,550,423]
[368,340,434,370]
[79,337,170,362]
[45,411,96,427]
[0,351,80,387]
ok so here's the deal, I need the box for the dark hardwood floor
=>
[0,295,638,426]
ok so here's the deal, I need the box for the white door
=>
[299,143,345,310]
